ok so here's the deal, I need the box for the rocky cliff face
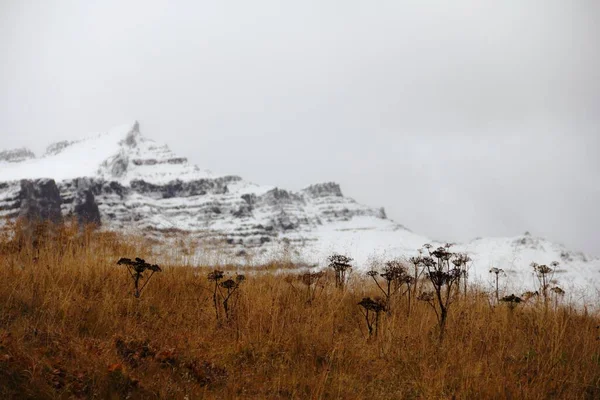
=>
[73,189,101,226]
[0,122,387,253]
[0,121,598,292]
[18,179,63,224]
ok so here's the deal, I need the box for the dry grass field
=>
[0,222,599,399]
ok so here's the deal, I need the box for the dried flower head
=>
[501,294,523,310]
[220,279,237,290]
[208,270,224,282]
[521,291,539,301]
[328,254,353,288]
[357,297,386,313]
[534,264,553,276]
[421,256,436,269]
[551,286,565,296]
[417,291,434,302]
[382,260,406,281]
[328,254,353,271]
[500,294,522,304]
[431,247,452,261]
[409,256,423,266]
[453,253,471,267]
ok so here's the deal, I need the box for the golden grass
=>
[0,223,599,399]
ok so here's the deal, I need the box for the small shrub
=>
[408,255,426,299]
[367,260,414,313]
[531,261,558,304]
[489,267,505,303]
[208,270,225,320]
[220,275,245,320]
[328,254,352,289]
[500,294,522,311]
[207,270,245,321]
[116,257,162,298]
[550,286,565,309]
[417,244,469,339]
[357,297,386,337]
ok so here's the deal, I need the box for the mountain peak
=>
[43,121,140,157]
[121,120,141,147]
[0,121,213,184]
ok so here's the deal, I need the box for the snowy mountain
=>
[1,122,598,295]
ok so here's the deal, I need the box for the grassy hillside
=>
[0,222,599,399]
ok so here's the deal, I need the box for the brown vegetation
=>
[0,222,599,399]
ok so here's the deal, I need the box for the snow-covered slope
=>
[460,234,599,298]
[0,122,213,184]
[1,122,598,296]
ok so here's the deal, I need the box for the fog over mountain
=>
[1,1,599,254]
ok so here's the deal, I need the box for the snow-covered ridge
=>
[0,121,598,295]
[45,140,78,156]
[0,122,215,184]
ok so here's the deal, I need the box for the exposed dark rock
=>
[167,157,187,164]
[130,176,240,199]
[258,188,304,206]
[302,182,343,198]
[123,121,140,147]
[105,181,127,198]
[0,200,18,212]
[132,157,187,166]
[18,179,62,224]
[73,189,101,226]
[106,153,129,177]
[273,212,298,231]
[232,204,252,218]
[241,193,256,206]
[133,159,157,166]
[58,178,129,203]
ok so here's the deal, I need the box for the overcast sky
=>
[1,1,599,254]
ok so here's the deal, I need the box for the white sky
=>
[1,0,599,254]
